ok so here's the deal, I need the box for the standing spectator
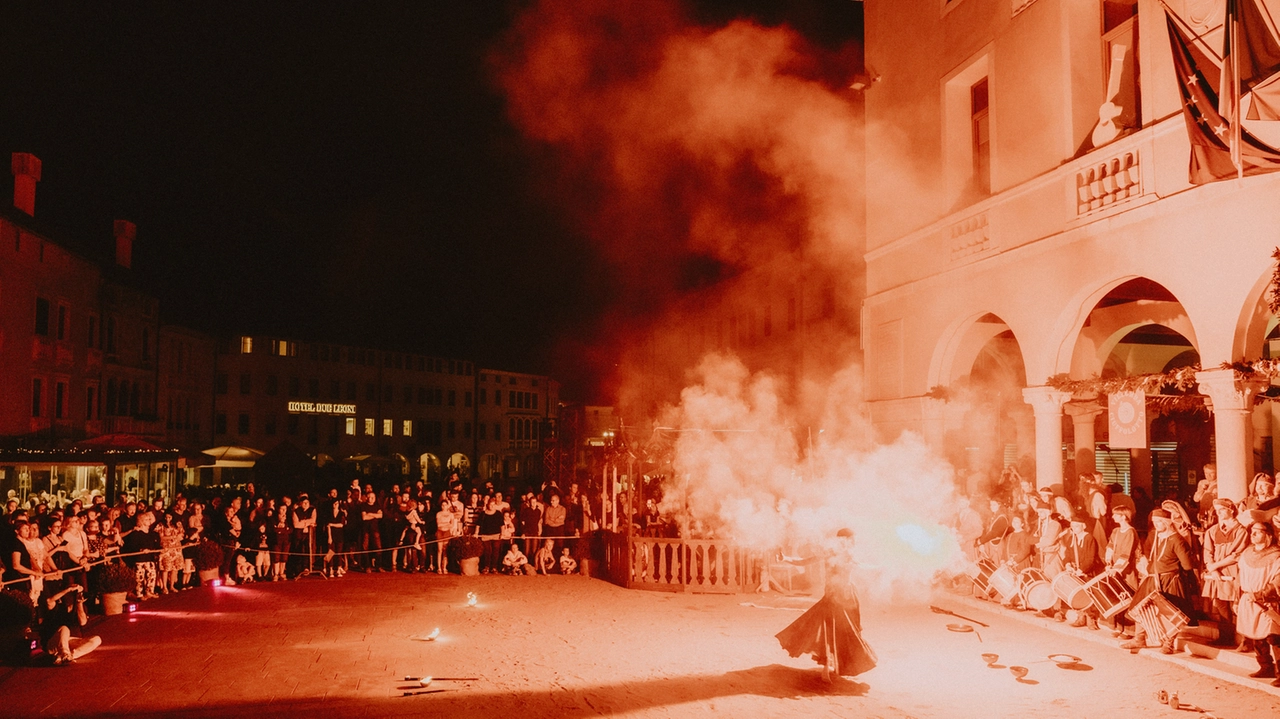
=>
[157,512,185,594]
[291,495,317,576]
[400,499,425,572]
[270,505,291,581]
[323,497,348,578]
[1194,464,1219,523]
[519,493,543,559]
[359,491,384,572]
[1203,498,1248,648]
[6,521,45,602]
[543,494,567,555]
[122,512,161,600]
[478,497,504,574]
[435,498,457,575]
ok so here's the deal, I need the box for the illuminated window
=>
[240,336,253,354]
[364,418,374,436]
[403,420,413,436]
[383,419,393,436]
[345,417,355,435]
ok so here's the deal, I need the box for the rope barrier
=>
[1,532,589,587]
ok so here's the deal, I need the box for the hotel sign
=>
[287,401,357,415]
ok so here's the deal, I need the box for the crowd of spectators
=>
[0,472,663,665]
[961,465,1280,687]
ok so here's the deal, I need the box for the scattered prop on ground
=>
[930,605,989,628]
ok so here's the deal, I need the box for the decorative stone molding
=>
[1076,149,1141,215]
[949,213,991,262]
[1022,386,1072,416]
[1195,368,1268,411]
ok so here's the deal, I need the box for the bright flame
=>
[466,592,477,607]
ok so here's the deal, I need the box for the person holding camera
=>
[39,582,102,666]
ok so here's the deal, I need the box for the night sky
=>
[0,1,862,400]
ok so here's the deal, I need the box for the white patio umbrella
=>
[201,445,265,468]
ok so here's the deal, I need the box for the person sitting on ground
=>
[502,541,530,575]
[38,581,101,666]
[559,547,578,575]
[535,539,556,575]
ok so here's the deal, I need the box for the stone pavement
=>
[2,573,1279,719]
[945,589,1280,699]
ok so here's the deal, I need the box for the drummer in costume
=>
[776,528,877,684]
[1202,498,1248,648]
[1063,513,1101,630]
[1234,511,1280,686]
[974,499,1011,565]
[1033,499,1066,620]
[1105,504,1140,637]
[1122,508,1195,653]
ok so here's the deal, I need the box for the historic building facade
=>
[863,0,1280,502]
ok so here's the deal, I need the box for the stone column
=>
[1022,386,1072,491]
[1196,368,1268,502]
[1065,400,1103,476]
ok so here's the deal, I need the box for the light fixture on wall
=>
[849,68,881,92]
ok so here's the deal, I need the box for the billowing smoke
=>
[494,0,971,601]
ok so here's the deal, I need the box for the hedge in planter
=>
[99,562,137,595]
[192,538,224,573]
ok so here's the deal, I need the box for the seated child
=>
[502,542,529,575]
[535,539,556,575]
[559,547,577,575]
[235,554,257,584]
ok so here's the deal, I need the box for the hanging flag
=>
[1166,11,1280,184]
[1108,390,1147,450]
[1237,0,1280,119]
[1221,0,1243,172]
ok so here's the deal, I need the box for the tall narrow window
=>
[55,381,66,419]
[35,298,50,336]
[86,385,97,420]
[240,336,253,354]
[971,78,991,195]
[56,305,68,341]
[1098,0,1140,144]
[32,379,43,417]
[88,316,97,348]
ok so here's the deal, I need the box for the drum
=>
[1127,591,1189,646]
[989,565,1019,603]
[1051,571,1090,610]
[968,559,997,596]
[1018,568,1056,611]
[1082,571,1134,619]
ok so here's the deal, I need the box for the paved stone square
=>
[3,573,1279,718]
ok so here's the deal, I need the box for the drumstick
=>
[930,605,990,628]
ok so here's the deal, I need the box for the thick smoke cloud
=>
[495,0,970,600]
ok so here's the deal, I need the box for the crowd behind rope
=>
[0,472,675,666]
[958,465,1280,688]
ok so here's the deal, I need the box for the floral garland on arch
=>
[1269,247,1280,317]
[1044,366,1201,396]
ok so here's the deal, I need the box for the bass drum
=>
[1051,571,1091,610]
[1018,568,1056,611]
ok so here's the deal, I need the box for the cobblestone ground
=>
[2,573,1279,718]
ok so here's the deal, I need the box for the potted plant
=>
[0,590,36,665]
[193,538,224,584]
[446,536,484,576]
[99,562,136,615]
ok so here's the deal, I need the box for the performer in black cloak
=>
[776,528,877,682]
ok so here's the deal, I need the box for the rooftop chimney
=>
[114,220,135,269]
[12,153,41,216]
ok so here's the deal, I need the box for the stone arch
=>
[1051,276,1201,379]
[1233,264,1279,362]
[929,311,1029,389]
